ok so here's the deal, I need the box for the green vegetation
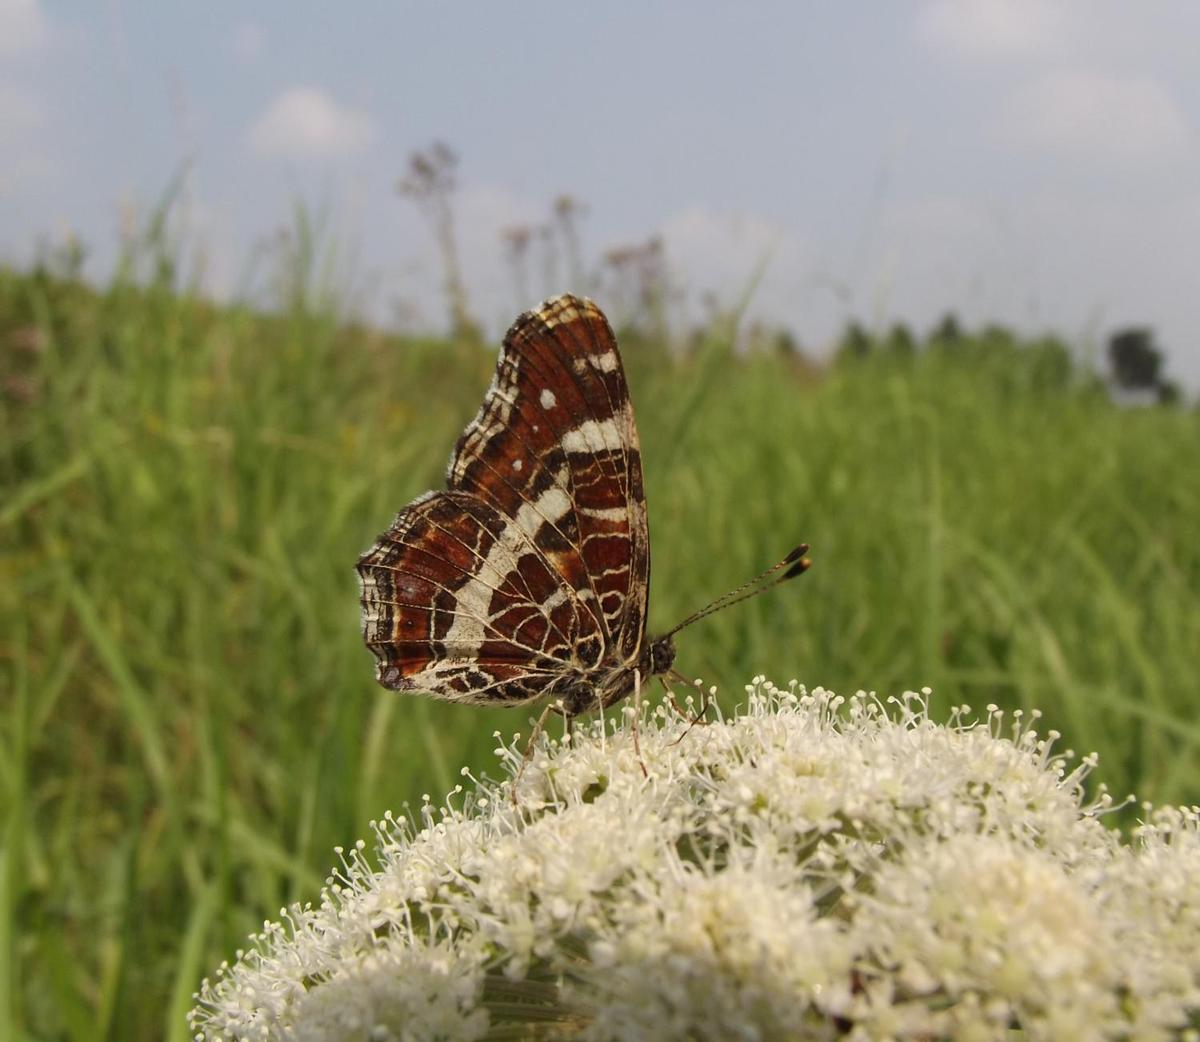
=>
[1,245,1198,1042]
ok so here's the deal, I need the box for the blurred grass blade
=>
[164,881,218,1042]
[64,579,170,798]
[0,454,90,528]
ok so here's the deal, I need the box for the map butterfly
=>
[357,294,810,719]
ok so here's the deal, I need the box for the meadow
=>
[2,244,1198,1042]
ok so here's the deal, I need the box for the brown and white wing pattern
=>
[448,295,649,662]
[357,489,603,704]
[357,294,650,706]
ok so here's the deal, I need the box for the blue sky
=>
[3,1,1199,383]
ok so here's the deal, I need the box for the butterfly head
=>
[580,636,678,716]
[645,634,677,679]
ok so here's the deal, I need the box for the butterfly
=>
[357,294,809,720]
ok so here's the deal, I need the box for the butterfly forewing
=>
[357,294,650,707]
[446,295,649,661]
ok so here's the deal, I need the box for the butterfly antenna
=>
[665,544,812,638]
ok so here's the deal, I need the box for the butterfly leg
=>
[662,671,713,746]
[510,701,559,803]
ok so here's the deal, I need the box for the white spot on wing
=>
[562,416,627,453]
[578,505,628,521]
[512,458,523,472]
[589,351,619,372]
[540,388,557,409]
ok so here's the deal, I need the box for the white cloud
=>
[231,22,263,62]
[916,1,1200,70]
[998,70,1194,165]
[0,0,48,56]
[916,0,1065,62]
[248,86,375,160]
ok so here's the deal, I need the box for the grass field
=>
[2,252,1199,1042]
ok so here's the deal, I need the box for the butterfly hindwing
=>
[357,489,605,704]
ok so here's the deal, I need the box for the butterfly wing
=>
[357,490,604,704]
[446,294,650,663]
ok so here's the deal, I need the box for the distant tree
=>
[398,142,479,341]
[744,321,802,357]
[928,312,962,349]
[1026,335,1074,390]
[773,327,802,358]
[883,322,915,359]
[1157,379,1182,406]
[835,320,873,363]
[1108,327,1163,391]
[980,323,1017,351]
[973,323,1020,375]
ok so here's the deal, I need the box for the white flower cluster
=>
[190,681,1200,1041]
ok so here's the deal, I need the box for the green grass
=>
[1,255,1198,1042]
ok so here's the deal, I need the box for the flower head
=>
[191,681,1200,1041]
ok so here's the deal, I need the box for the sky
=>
[2,1,1199,384]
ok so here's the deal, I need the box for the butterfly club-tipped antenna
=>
[665,543,812,639]
[653,543,811,739]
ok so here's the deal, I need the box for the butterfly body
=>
[358,294,671,718]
